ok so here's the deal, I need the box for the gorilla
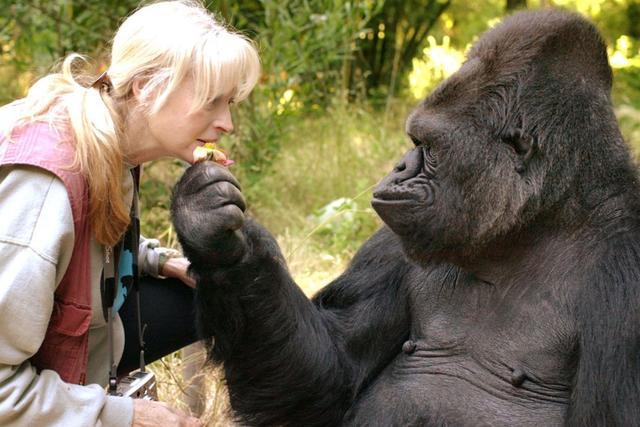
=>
[171,9,640,427]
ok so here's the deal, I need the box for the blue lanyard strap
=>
[100,167,140,319]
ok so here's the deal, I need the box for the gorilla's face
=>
[371,11,616,266]
[372,55,541,264]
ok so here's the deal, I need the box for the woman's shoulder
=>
[0,164,66,202]
[0,117,86,206]
[0,165,73,245]
[0,101,72,146]
[8,120,72,147]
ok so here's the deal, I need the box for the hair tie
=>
[91,71,113,92]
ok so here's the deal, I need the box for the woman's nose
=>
[215,107,234,134]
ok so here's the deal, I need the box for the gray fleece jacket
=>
[0,163,175,427]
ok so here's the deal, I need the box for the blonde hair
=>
[0,0,260,246]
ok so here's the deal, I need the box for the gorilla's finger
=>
[176,206,244,254]
[176,162,242,196]
[186,162,241,192]
[196,181,246,212]
[213,203,245,231]
[200,162,242,189]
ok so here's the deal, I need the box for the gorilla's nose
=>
[387,148,424,186]
[372,148,424,203]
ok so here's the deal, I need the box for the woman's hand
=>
[132,399,202,427]
[161,257,196,288]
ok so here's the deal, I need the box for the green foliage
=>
[256,0,381,105]
[218,0,386,181]
[234,102,411,261]
[353,0,452,104]
[308,197,379,255]
[408,34,465,99]
[615,68,640,109]
[215,0,452,105]
[138,159,186,247]
[0,0,140,102]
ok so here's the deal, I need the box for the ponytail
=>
[2,54,130,246]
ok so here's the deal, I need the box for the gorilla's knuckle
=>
[217,204,245,231]
[201,162,238,184]
[192,181,241,209]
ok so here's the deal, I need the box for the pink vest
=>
[0,123,92,385]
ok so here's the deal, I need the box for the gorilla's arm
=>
[566,234,640,426]
[196,225,410,426]
[172,163,411,426]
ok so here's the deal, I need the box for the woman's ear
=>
[131,76,146,100]
[128,76,155,113]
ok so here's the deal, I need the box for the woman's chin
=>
[175,147,197,164]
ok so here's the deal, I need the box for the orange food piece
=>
[193,143,234,166]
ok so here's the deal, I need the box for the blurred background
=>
[1,0,638,424]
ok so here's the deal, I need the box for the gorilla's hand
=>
[171,161,247,268]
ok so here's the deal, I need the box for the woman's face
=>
[143,77,234,164]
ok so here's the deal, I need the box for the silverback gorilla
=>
[171,9,640,427]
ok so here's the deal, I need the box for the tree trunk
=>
[506,0,527,11]
[628,1,640,39]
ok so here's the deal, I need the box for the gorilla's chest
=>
[346,265,576,426]
[407,265,575,365]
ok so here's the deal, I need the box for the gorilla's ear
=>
[502,128,535,174]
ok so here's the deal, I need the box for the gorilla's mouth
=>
[371,146,437,235]
[371,181,434,205]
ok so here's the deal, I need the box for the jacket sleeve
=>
[0,165,133,427]
[138,235,182,278]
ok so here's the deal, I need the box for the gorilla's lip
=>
[371,196,420,206]
[371,193,424,226]
[371,188,431,205]
[370,196,421,236]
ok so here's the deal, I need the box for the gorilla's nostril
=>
[394,161,407,172]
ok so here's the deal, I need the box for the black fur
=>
[172,10,640,426]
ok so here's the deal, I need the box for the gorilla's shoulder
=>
[313,227,415,308]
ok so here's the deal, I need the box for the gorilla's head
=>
[372,10,632,265]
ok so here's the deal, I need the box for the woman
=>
[0,1,260,426]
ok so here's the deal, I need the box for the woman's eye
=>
[205,97,234,110]
[204,99,220,110]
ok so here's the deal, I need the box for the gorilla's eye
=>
[408,133,423,147]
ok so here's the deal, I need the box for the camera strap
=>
[101,167,145,395]
[103,237,122,394]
